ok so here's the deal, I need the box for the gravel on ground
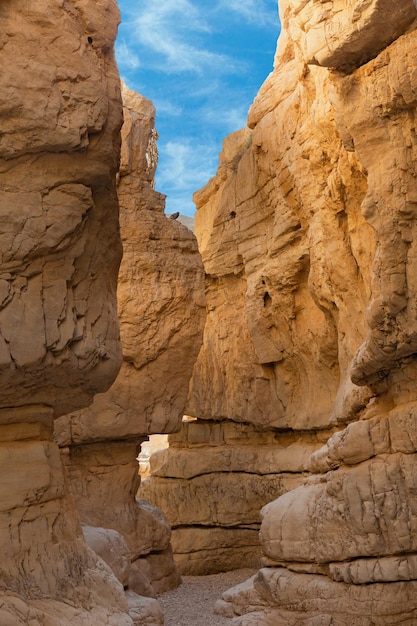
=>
[159,568,257,626]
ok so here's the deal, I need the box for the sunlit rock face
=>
[288,0,416,71]
[0,1,144,624]
[152,0,417,622]
[55,83,205,596]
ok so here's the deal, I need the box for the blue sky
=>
[116,1,280,217]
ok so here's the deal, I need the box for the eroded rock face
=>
[150,0,417,621]
[141,420,326,575]
[55,84,204,595]
[57,84,205,442]
[0,1,140,623]
[0,0,123,418]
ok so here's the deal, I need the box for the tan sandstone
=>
[211,0,417,623]
[54,83,205,597]
[144,0,417,622]
[0,1,142,623]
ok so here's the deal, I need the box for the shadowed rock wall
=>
[0,1,144,624]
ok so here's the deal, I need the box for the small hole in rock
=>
[263,292,272,307]
[88,36,93,44]
[230,211,236,219]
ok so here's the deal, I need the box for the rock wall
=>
[55,83,205,598]
[0,1,143,624]
[144,0,417,622]
[141,419,328,575]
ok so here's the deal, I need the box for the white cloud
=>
[152,99,183,117]
[115,39,140,71]
[216,0,278,26]
[201,103,249,134]
[126,0,238,74]
[157,139,218,191]
[156,138,220,216]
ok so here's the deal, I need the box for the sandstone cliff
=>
[55,83,205,599]
[143,0,417,623]
[0,1,139,624]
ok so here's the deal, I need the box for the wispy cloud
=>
[201,103,249,134]
[216,0,278,26]
[156,138,220,215]
[127,0,236,74]
[115,39,140,71]
[116,0,279,215]
[157,139,218,191]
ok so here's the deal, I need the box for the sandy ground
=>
[159,569,257,626]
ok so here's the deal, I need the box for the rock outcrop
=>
[0,1,141,624]
[144,0,417,622]
[55,83,205,596]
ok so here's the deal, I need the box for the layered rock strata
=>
[147,0,417,622]
[0,1,142,623]
[55,84,205,596]
[141,419,328,575]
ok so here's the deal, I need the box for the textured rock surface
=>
[0,0,123,418]
[56,84,205,443]
[215,568,417,625]
[148,0,417,622]
[0,1,142,624]
[55,84,204,596]
[141,420,325,574]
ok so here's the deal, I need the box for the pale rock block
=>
[329,553,417,584]
[62,442,171,558]
[130,548,181,596]
[83,525,131,588]
[0,593,134,626]
[261,453,417,564]
[283,0,417,71]
[125,590,164,626]
[0,0,123,417]
[128,562,157,598]
[152,441,323,479]
[0,414,133,625]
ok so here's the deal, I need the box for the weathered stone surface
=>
[171,527,261,576]
[189,58,373,433]
[0,1,140,623]
[0,413,134,625]
[0,0,123,418]
[141,419,314,574]
[177,0,417,622]
[55,83,204,597]
[261,452,417,565]
[216,568,417,625]
[62,443,171,557]
[286,0,417,72]
[57,84,205,443]
[130,548,181,596]
[126,590,164,626]
[83,525,131,588]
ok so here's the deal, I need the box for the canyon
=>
[2,0,417,625]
